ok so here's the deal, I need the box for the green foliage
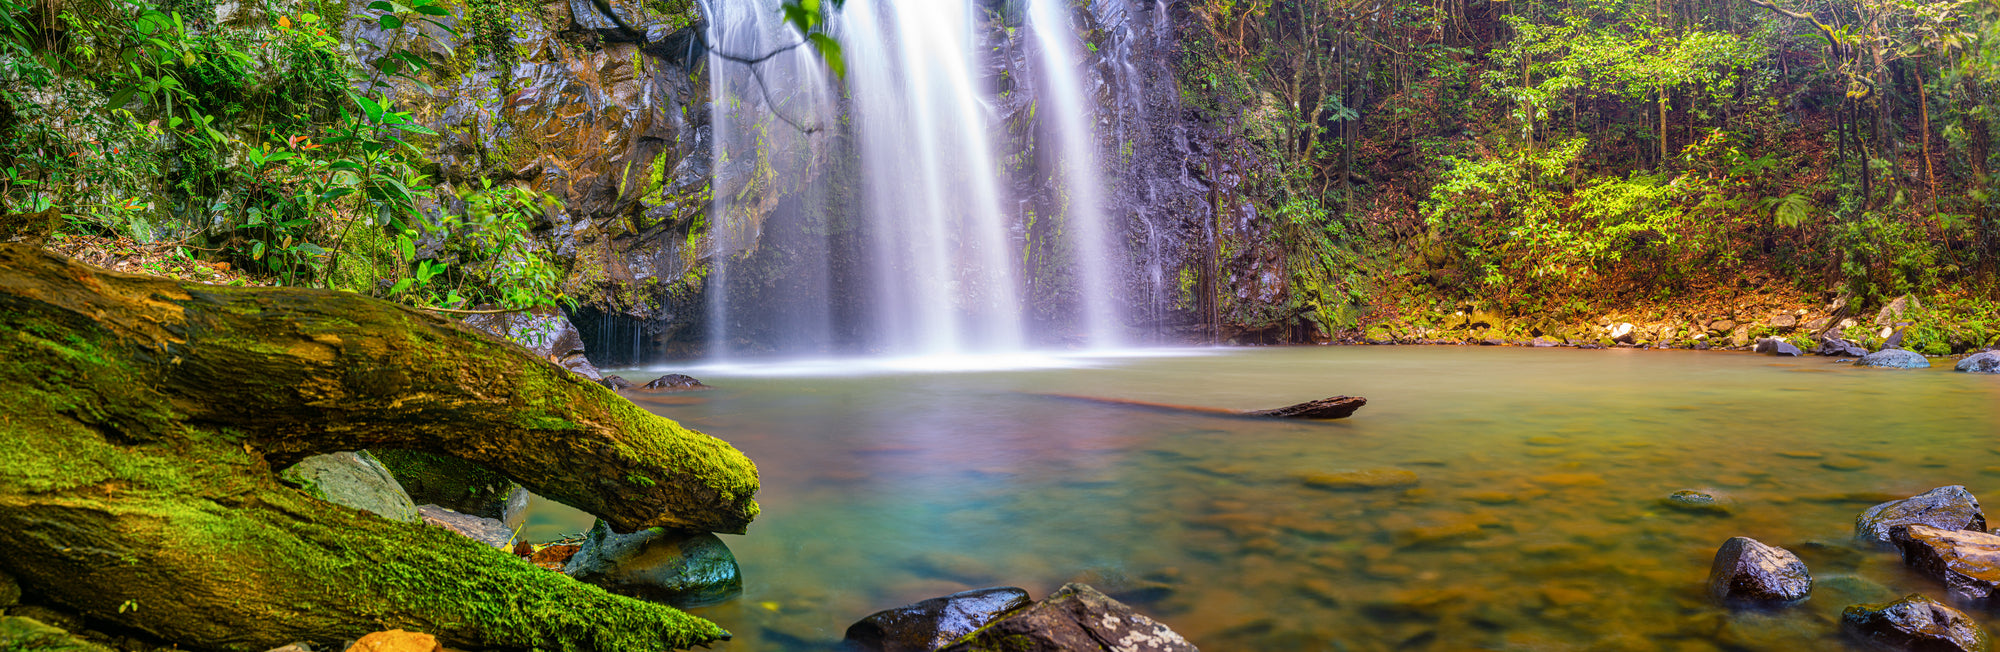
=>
[388,180,567,311]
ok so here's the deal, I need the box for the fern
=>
[1763,192,1813,228]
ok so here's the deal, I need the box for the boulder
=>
[1820,337,1869,357]
[938,584,1197,652]
[563,519,742,608]
[1856,349,1932,369]
[1958,352,2000,374]
[1842,594,1988,652]
[1771,314,1800,330]
[1707,537,1812,604]
[370,450,516,519]
[1754,338,1803,356]
[1710,319,1738,333]
[0,617,112,652]
[1856,486,1986,546]
[600,375,635,390]
[277,451,421,523]
[843,587,1032,652]
[1875,295,1919,329]
[1893,524,2000,603]
[417,505,513,549]
[641,374,709,390]
[461,308,587,364]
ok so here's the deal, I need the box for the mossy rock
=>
[0,617,111,652]
[372,449,516,518]
[277,451,422,523]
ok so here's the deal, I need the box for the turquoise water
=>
[577,346,2000,650]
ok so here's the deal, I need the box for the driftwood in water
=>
[0,244,756,651]
[1038,393,1366,420]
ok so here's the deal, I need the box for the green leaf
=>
[379,14,403,29]
[251,241,266,259]
[106,87,137,109]
[367,0,394,11]
[389,278,416,294]
[809,33,844,79]
[414,3,450,16]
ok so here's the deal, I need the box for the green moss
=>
[329,223,400,295]
[370,449,514,515]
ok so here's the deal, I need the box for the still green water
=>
[559,346,2000,650]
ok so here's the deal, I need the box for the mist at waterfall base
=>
[690,0,1150,367]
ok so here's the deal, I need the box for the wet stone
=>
[1842,594,1990,652]
[1301,468,1419,490]
[1892,524,2000,604]
[1856,349,1932,369]
[641,374,709,390]
[1707,537,1811,604]
[563,519,743,608]
[842,586,1032,652]
[938,583,1196,652]
[598,375,634,390]
[417,504,511,548]
[1856,486,1987,547]
[1664,490,1732,515]
[1958,352,2000,374]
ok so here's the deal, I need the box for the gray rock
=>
[641,374,708,390]
[1875,295,1919,329]
[1843,594,1988,652]
[1771,314,1799,329]
[564,519,742,608]
[843,587,1032,652]
[1958,352,2000,374]
[1530,337,1558,347]
[1856,349,1932,369]
[1610,322,1637,344]
[276,452,420,523]
[418,504,513,549]
[1664,490,1733,515]
[599,375,635,390]
[1857,486,1986,546]
[1708,537,1812,604]
[461,308,591,367]
[1893,524,2000,603]
[1754,338,1802,356]
[1820,337,1869,357]
[938,583,1197,652]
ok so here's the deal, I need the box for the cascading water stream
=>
[699,0,1133,361]
[1025,0,1122,348]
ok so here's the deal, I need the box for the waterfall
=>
[700,0,1131,361]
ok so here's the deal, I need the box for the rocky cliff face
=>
[405,0,1280,364]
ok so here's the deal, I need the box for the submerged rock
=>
[1754,338,1803,356]
[843,587,1031,652]
[937,583,1197,652]
[1665,490,1733,515]
[417,505,512,549]
[1842,594,1989,652]
[1893,524,2000,603]
[1856,349,1932,369]
[277,451,420,523]
[599,375,635,390]
[1957,352,2000,374]
[1857,486,1986,546]
[1707,537,1812,604]
[1301,469,1419,490]
[563,519,742,608]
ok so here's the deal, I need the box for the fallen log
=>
[0,244,757,651]
[1035,393,1366,420]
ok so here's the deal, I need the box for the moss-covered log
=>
[0,244,758,651]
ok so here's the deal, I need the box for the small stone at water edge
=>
[1664,490,1732,515]
[1855,349,1931,369]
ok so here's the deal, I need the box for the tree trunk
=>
[0,244,757,651]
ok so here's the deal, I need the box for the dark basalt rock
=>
[642,374,709,390]
[1857,349,1932,369]
[1754,338,1803,356]
[1893,524,2000,603]
[563,519,742,608]
[1820,337,1870,357]
[1857,486,1987,546]
[1842,594,1989,652]
[938,583,1197,652]
[1707,536,1812,604]
[842,587,1032,652]
[599,375,635,390]
[1958,352,2000,374]
[1243,395,1365,419]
